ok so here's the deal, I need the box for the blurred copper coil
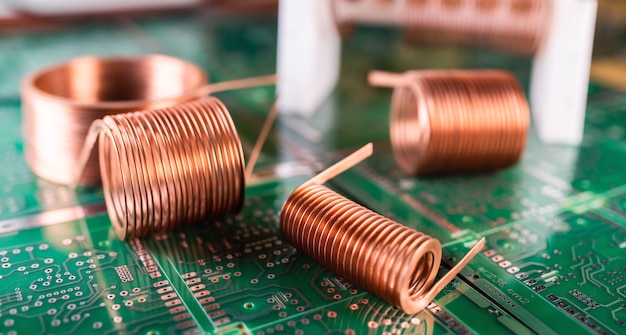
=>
[369,69,529,176]
[80,97,245,240]
[280,144,485,314]
[21,54,208,185]
[332,0,551,55]
[404,0,552,55]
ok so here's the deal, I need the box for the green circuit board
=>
[0,12,625,335]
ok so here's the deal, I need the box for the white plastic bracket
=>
[277,0,341,116]
[530,0,597,145]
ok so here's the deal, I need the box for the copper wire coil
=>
[332,0,551,55]
[21,54,208,185]
[281,183,443,314]
[404,0,552,55]
[280,144,485,314]
[87,97,245,240]
[372,70,529,176]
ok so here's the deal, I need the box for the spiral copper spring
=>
[21,54,276,185]
[280,144,485,314]
[333,0,552,55]
[369,69,529,176]
[76,97,245,240]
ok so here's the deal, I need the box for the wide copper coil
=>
[21,55,207,185]
[373,70,529,176]
[404,0,552,55]
[281,182,443,314]
[85,97,245,240]
[332,0,552,55]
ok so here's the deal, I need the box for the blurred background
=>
[0,0,625,88]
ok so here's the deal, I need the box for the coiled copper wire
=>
[78,97,245,240]
[21,55,208,185]
[404,0,552,55]
[332,0,552,55]
[280,144,485,314]
[369,70,529,176]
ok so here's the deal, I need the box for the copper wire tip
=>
[280,145,486,314]
[371,69,530,176]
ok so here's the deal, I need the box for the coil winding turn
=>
[78,97,245,240]
[280,144,485,314]
[369,70,529,176]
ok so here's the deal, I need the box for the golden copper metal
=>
[280,144,486,314]
[76,97,245,240]
[245,99,279,181]
[369,69,529,176]
[21,55,208,185]
[404,0,552,55]
[21,54,277,185]
[332,0,552,55]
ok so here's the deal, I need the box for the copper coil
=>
[21,54,208,185]
[281,181,484,314]
[404,0,552,55]
[84,97,244,240]
[370,69,529,176]
[332,0,551,55]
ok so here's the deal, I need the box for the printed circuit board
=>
[0,13,625,335]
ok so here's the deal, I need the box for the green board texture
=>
[0,12,625,335]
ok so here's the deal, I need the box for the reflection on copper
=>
[74,98,245,240]
[369,70,529,176]
[333,0,552,55]
[21,54,277,185]
[280,144,485,314]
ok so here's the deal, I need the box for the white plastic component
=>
[277,0,598,145]
[277,0,340,116]
[530,0,597,145]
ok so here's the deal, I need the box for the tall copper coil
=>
[77,97,245,240]
[279,144,485,314]
[21,55,208,185]
[369,70,529,176]
[332,0,552,55]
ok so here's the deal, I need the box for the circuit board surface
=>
[0,13,625,335]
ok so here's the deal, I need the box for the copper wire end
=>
[245,98,280,181]
[280,144,485,314]
[371,69,529,176]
